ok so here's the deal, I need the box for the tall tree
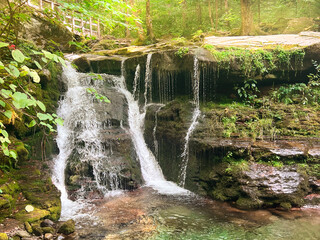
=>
[215,0,218,31]
[240,0,254,35]
[208,0,214,29]
[146,0,155,41]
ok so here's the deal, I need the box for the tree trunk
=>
[257,0,261,24]
[198,1,202,26]
[208,0,214,29]
[215,0,218,32]
[146,0,155,41]
[182,0,187,32]
[224,0,228,10]
[130,0,144,41]
[240,0,254,35]
[125,0,130,38]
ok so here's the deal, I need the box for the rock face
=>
[69,38,320,209]
[21,13,73,52]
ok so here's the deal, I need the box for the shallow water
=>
[72,188,320,240]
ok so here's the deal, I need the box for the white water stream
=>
[179,57,201,187]
[114,55,188,195]
[53,55,188,219]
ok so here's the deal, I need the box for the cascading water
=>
[179,57,201,187]
[153,104,164,158]
[114,56,188,195]
[52,60,124,219]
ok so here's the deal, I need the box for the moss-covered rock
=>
[15,207,50,223]
[236,197,263,209]
[0,233,8,240]
[58,220,75,235]
[24,221,33,234]
[42,226,55,234]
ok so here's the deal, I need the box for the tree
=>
[240,0,254,35]
[146,0,155,41]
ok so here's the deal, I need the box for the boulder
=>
[58,219,75,235]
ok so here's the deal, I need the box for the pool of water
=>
[73,188,320,240]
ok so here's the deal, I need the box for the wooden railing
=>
[27,0,101,38]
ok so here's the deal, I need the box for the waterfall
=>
[153,104,165,158]
[52,61,123,219]
[132,64,141,100]
[144,54,153,109]
[179,57,201,187]
[113,57,188,195]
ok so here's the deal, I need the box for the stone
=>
[57,220,75,235]
[15,208,50,223]
[40,219,54,228]
[0,233,8,240]
[15,230,30,238]
[42,227,55,234]
[24,222,32,234]
[31,225,43,236]
[44,233,54,240]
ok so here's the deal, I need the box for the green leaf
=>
[0,77,4,84]
[12,49,26,63]
[58,56,66,67]
[36,100,46,112]
[9,84,17,91]
[27,120,37,128]
[41,57,48,63]
[12,92,36,109]
[0,100,5,107]
[1,129,8,138]
[42,50,53,60]
[0,189,2,194]
[9,150,17,159]
[0,42,9,48]
[1,89,12,98]
[32,50,42,55]
[5,65,20,78]
[37,113,53,121]
[29,70,40,83]
[0,61,4,69]
[4,110,12,119]
[34,60,42,70]
[2,146,9,156]
[55,118,64,126]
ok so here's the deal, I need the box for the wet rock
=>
[304,194,320,205]
[14,230,30,238]
[44,233,54,240]
[40,219,54,228]
[0,233,8,240]
[58,220,75,235]
[31,224,43,236]
[42,227,55,234]
[72,57,91,73]
[24,222,32,234]
[236,197,263,209]
[15,208,50,223]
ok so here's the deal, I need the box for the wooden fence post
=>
[51,1,54,11]
[81,19,85,36]
[72,16,75,33]
[39,0,43,10]
[89,18,93,37]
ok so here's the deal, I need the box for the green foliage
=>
[0,42,64,166]
[68,41,91,53]
[271,61,320,105]
[175,47,189,58]
[235,79,259,105]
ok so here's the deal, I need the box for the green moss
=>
[58,219,75,235]
[280,202,292,210]
[42,226,55,234]
[25,221,33,234]
[0,233,8,240]
[48,205,61,221]
[15,208,50,223]
[236,197,263,209]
